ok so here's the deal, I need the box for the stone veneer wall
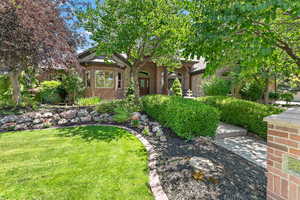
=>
[265,107,300,200]
[0,106,111,132]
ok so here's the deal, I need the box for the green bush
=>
[197,96,284,138]
[112,107,131,123]
[76,97,101,106]
[171,78,182,96]
[202,78,231,96]
[280,92,294,103]
[96,99,141,114]
[240,82,264,101]
[38,81,64,104]
[141,95,220,139]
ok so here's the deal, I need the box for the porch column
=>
[264,108,300,200]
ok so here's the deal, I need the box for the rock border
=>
[4,123,168,200]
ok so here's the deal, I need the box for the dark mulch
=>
[141,127,267,200]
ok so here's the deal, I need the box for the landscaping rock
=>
[78,109,89,117]
[42,112,53,118]
[16,116,32,124]
[160,136,167,142]
[60,110,77,119]
[15,123,28,130]
[34,113,42,119]
[1,122,16,130]
[152,125,161,133]
[189,157,224,179]
[0,115,18,124]
[70,118,80,124]
[33,118,42,124]
[141,114,148,122]
[80,116,92,122]
[33,124,45,129]
[131,112,141,120]
[58,119,68,125]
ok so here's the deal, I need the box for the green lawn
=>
[0,126,153,200]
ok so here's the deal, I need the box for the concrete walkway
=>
[213,123,267,168]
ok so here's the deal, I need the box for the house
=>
[78,49,205,100]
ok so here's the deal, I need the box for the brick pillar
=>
[264,108,300,200]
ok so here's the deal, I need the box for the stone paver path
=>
[214,136,267,168]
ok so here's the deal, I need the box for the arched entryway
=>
[138,71,150,96]
[168,72,183,94]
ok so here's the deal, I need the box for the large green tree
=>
[78,0,191,97]
[185,0,300,72]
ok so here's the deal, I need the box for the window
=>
[117,72,122,89]
[95,70,114,88]
[85,71,91,87]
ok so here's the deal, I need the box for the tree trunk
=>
[232,84,242,98]
[263,78,270,104]
[8,70,21,105]
[130,65,140,99]
[162,68,168,95]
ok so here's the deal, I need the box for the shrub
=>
[96,100,120,114]
[197,96,284,138]
[59,72,85,104]
[112,107,131,123]
[240,82,264,101]
[96,99,141,114]
[38,81,64,104]
[280,92,294,103]
[171,78,182,96]
[141,95,220,139]
[202,78,231,96]
[76,97,101,106]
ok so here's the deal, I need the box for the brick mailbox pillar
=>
[265,107,300,200]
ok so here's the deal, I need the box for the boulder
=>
[77,109,89,117]
[160,136,167,142]
[15,123,28,130]
[58,119,68,125]
[16,116,32,123]
[33,118,42,124]
[60,110,77,119]
[42,112,53,118]
[70,118,80,124]
[80,116,92,122]
[0,115,18,124]
[189,157,224,179]
[131,112,141,120]
[1,122,16,130]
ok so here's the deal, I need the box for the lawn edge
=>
[6,123,168,200]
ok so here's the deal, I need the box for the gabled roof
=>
[77,48,206,74]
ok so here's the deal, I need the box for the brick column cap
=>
[264,107,300,129]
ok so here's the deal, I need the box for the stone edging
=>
[28,123,169,200]
[109,125,169,200]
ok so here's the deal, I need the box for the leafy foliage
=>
[240,82,265,102]
[171,78,183,96]
[142,95,220,139]
[202,78,231,96]
[197,96,284,138]
[76,97,101,106]
[78,0,191,98]
[59,71,86,104]
[38,81,64,104]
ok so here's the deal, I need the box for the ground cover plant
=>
[76,97,101,106]
[141,95,220,139]
[197,96,284,138]
[0,126,153,200]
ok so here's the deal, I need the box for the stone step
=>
[214,122,247,139]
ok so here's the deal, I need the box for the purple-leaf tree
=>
[0,0,83,104]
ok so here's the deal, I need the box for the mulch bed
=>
[140,127,267,200]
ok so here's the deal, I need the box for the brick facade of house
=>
[265,108,300,200]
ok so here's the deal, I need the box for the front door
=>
[139,78,150,96]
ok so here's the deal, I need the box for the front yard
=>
[0,126,153,200]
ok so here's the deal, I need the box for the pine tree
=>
[171,78,182,96]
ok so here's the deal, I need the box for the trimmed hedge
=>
[141,95,220,139]
[197,96,284,138]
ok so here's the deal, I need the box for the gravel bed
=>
[142,127,267,200]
